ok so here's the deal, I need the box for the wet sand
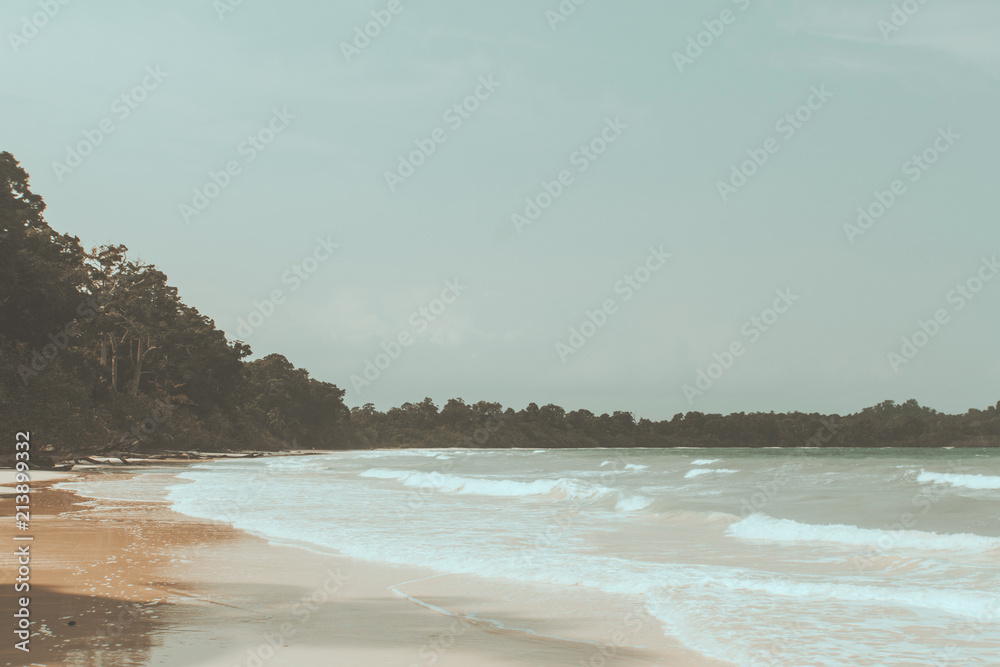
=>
[0,471,724,666]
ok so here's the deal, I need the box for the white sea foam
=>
[55,471,180,503]
[614,494,654,511]
[917,470,1000,490]
[173,478,1000,622]
[358,468,411,480]
[684,468,738,478]
[159,450,1000,667]
[361,468,562,496]
[338,449,450,458]
[596,461,645,472]
[358,468,653,511]
[727,515,1000,554]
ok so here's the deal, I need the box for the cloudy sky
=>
[5,0,999,419]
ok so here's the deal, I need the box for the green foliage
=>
[1,152,997,460]
[353,399,1000,450]
[0,153,350,459]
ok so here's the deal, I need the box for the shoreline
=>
[7,439,993,472]
[1,466,725,667]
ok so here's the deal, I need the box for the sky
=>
[4,0,1000,420]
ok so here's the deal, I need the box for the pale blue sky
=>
[5,0,999,419]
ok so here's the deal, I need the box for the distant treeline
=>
[351,397,1000,450]
[2,152,998,464]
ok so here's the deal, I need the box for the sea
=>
[61,447,1000,666]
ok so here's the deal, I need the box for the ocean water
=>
[71,448,1000,665]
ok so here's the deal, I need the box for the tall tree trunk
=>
[109,333,125,392]
[99,337,109,387]
[110,346,118,392]
[130,335,145,395]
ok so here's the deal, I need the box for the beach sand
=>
[0,470,725,667]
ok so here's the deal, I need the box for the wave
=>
[358,468,412,480]
[671,572,1000,623]
[165,456,1000,667]
[727,515,1000,554]
[358,468,651,511]
[615,494,654,511]
[654,510,741,527]
[684,468,738,478]
[597,461,647,471]
[360,468,561,496]
[917,470,1000,490]
[691,459,720,465]
[331,449,459,460]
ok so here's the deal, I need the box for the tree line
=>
[0,153,349,463]
[351,396,1000,450]
[2,152,997,465]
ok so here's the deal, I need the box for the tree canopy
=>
[1,152,997,462]
[0,152,349,460]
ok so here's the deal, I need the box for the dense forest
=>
[1,152,998,465]
[0,153,349,462]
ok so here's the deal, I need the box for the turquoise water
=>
[76,447,1000,666]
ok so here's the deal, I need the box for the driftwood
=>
[25,457,71,470]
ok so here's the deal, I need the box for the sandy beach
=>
[0,467,721,667]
